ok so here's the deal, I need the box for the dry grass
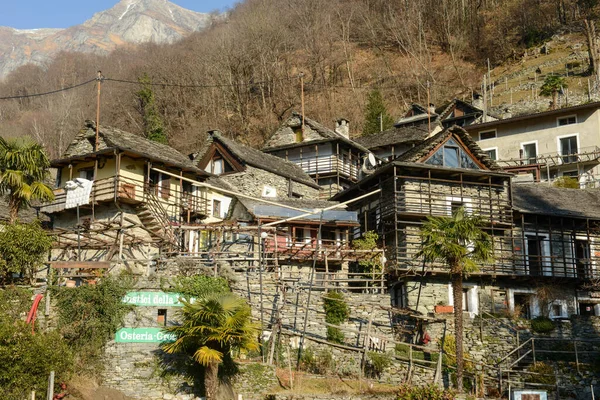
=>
[274,369,397,395]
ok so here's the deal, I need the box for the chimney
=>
[472,94,484,110]
[335,118,350,138]
[502,107,512,119]
[428,103,436,115]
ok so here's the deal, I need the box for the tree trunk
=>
[8,196,20,224]
[204,361,219,400]
[552,91,558,110]
[452,272,464,393]
[584,18,599,79]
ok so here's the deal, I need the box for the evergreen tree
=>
[363,89,394,135]
[136,74,168,144]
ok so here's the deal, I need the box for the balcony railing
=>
[40,175,209,218]
[496,146,600,168]
[292,154,360,181]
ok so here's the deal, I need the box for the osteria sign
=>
[115,328,176,343]
[122,291,195,306]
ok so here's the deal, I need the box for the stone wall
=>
[220,165,319,200]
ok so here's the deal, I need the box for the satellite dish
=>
[367,153,377,167]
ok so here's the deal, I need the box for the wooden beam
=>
[50,261,110,269]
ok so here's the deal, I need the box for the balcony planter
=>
[434,305,454,314]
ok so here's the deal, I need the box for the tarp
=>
[64,178,93,209]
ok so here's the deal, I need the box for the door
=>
[159,174,171,199]
[560,136,578,163]
[579,302,596,316]
[526,236,543,276]
[514,294,531,319]
[575,239,591,278]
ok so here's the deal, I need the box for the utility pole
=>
[300,73,305,132]
[427,80,431,132]
[379,113,383,132]
[95,71,104,151]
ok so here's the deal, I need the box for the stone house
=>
[39,121,212,275]
[333,125,600,320]
[263,112,370,197]
[464,101,600,185]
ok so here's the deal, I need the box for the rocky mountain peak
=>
[0,0,214,79]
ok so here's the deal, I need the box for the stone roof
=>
[263,112,369,153]
[235,197,356,224]
[354,125,431,149]
[57,120,205,174]
[198,131,320,188]
[395,125,502,171]
[512,185,600,219]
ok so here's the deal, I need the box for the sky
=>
[0,0,238,29]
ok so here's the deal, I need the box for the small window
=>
[485,148,497,160]
[557,115,576,126]
[462,290,469,311]
[443,145,460,168]
[294,227,305,243]
[213,199,221,218]
[521,143,537,164]
[552,304,561,317]
[212,158,223,175]
[157,309,167,326]
[479,130,496,140]
[293,127,303,143]
[78,169,94,181]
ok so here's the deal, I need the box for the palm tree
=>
[416,207,492,392]
[162,293,259,400]
[0,137,54,223]
[540,75,567,110]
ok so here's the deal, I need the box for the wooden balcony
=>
[40,175,209,218]
[294,154,360,181]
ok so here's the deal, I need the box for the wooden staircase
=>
[135,190,178,250]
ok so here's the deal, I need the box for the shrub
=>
[0,286,32,320]
[0,221,52,283]
[531,316,555,333]
[299,347,335,374]
[367,351,392,378]
[54,274,133,371]
[553,176,579,189]
[526,362,556,386]
[165,274,230,300]
[0,320,73,399]
[322,291,349,344]
[397,384,455,400]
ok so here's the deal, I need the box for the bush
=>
[397,384,455,400]
[0,221,52,283]
[531,316,555,333]
[367,351,392,378]
[165,274,230,300]
[322,291,349,344]
[526,362,556,386]
[299,347,335,374]
[0,286,33,320]
[54,274,133,371]
[0,320,73,399]
[553,176,579,189]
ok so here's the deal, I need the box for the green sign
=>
[123,291,194,307]
[115,327,176,343]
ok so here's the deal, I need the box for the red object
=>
[26,294,44,334]
[434,305,454,314]
[422,331,431,345]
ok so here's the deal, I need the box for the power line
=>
[104,76,294,89]
[0,78,97,100]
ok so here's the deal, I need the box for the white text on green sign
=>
[115,327,176,343]
[122,291,195,307]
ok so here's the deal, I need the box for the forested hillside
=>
[0,0,591,157]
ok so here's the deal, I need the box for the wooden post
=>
[95,71,102,151]
[532,338,536,364]
[46,371,55,400]
[31,391,35,400]
[300,73,305,132]
[574,339,580,374]
[287,343,294,390]
[361,309,374,383]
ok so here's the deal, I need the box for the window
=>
[462,290,469,311]
[213,199,221,218]
[557,115,577,126]
[479,130,496,140]
[294,127,303,143]
[521,142,537,164]
[559,135,578,163]
[212,158,223,174]
[157,309,167,326]
[424,139,480,169]
[294,226,306,243]
[484,148,497,161]
[78,169,94,180]
[451,201,463,216]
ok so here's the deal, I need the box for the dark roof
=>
[200,131,320,189]
[263,112,370,153]
[354,125,432,149]
[512,185,600,219]
[55,121,206,175]
[465,101,600,131]
[395,125,502,171]
[236,197,357,224]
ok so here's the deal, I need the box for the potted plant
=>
[434,301,454,314]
